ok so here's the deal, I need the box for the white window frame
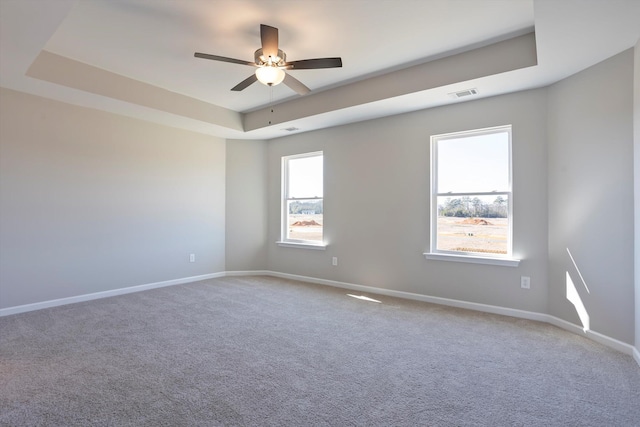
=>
[277,151,326,250]
[424,125,519,267]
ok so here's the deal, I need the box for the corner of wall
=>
[225,139,269,271]
[633,38,640,363]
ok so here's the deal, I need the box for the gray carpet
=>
[1,275,639,426]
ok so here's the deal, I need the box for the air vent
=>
[282,127,300,132]
[449,88,479,99]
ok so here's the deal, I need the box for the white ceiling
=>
[1,0,639,140]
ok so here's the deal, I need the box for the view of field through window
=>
[287,200,323,242]
[433,127,511,255]
[436,195,509,254]
[284,153,323,243]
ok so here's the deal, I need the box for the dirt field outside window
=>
[437,216,508,254]
[288,214,323,242]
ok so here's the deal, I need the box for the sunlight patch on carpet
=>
[347,294,381,303]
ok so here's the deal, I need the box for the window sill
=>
[277,241,327,250]
[423,252,520,267]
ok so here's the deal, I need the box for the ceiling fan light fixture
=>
[255,66,286,86]
[195,24,341,94]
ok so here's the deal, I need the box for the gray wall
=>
[225,139,268,271]
[634,41,640,354]
[266,89,549,314]
[547,50,635,344]
[0,88,226,309]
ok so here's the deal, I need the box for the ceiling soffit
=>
[244,32,537,132]
[25,32,537,136]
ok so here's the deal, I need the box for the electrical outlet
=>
[332,257,338,266]
[521,276,530,289]
[190,254,195,263]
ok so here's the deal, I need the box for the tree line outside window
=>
[438,196,508,218]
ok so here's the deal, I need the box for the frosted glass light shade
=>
[255,66,286,86]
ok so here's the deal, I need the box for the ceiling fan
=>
[194,24,342,95]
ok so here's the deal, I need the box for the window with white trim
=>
[281,152,323,246]
[430,125,513,258]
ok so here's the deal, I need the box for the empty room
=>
[1,0,639,425]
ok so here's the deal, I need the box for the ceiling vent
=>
[449,88,478,99]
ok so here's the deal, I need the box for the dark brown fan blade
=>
[194,52,255,66]
[231,74,258,91]
[283,73,310,95]
[260,24,279,58]
[286,58,342,70]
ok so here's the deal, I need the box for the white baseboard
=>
[544,315,637,357]
[0,272,224,317]
[2,269,639,368]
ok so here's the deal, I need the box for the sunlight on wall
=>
[565,248,591,332]
[567,248,590,294]
[566,271,590,332]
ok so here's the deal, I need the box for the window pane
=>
[287,199,323,242]
[436,195,509,255]
[437,131,509,193]
[288,155,323,198]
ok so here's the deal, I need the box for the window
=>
[280,151,324,248]
[429,125,515,263]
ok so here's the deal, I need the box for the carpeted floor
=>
[1,275,639,426]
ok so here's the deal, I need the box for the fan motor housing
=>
[255,48,286,67]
